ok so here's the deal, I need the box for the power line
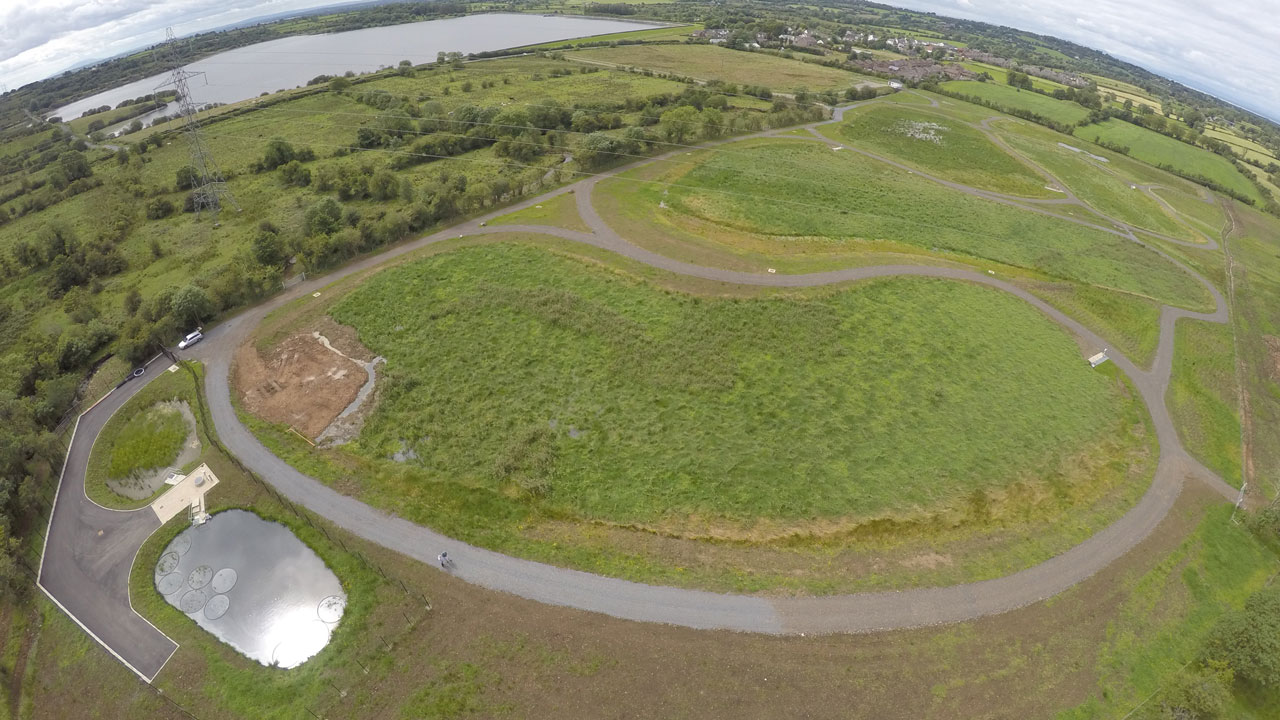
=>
[156,27,238,222]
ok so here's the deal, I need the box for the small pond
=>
[154,509,346,668]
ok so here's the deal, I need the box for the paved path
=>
[41,97,1245,679]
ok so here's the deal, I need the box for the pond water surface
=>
[55,14,662,124]
[154,509,346,668]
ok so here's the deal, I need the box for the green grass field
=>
[1167,321,1242,486]
[1022,280,1161,369]
[955,62,1068,93]
[635,138,1210,309]
[491,191,590,232]
[993,120,1202,241]
[938,80,1091,125]
[85,366,196,509]
[1075,119,1263,204]
[832,104,1053,197]
[330,243,1134,524]
[566,44,872,90]
[1059,503,1276,719]
[1151,186,1228,238]
[105,405,186,478]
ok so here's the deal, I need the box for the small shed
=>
[888,80,904,90]
[1088,350,1109,368]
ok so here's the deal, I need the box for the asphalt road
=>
[39,97,1243,680]
[36,355,177,682]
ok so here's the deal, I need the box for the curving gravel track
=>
[41,98,1244,680]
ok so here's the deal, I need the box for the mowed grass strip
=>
[651,139,1210,309]
[1075,119,1263,203]
[566,44,871,90]
[833,104,1053,197]
[938,80,1091,125]
[331,243,1131,524]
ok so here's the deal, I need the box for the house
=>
[793,33,818,49]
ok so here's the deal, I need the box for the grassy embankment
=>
[605,137,1211,311]
[830,103,1055,197]
[1075,119,1264,204]
[240,239,1156,594]
[992,119,1205,242]
[566,43,877,90]
[84,372,192,509]
[937,80,1091,125]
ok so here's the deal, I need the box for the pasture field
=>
[621,138,1211,309]
[566,44,873,90]
[1204,125,1278,165]
[84,366,194,509]
[830,103,1054,197]
[955,61,1068,93]
[1168,321,1242,486]
[992,120,1202,241]
[238,238,1157,593]
[1238,161,1280,202]
[1074,119,1263,203]
[938,80,1091,125]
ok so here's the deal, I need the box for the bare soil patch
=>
[233,317,375,439]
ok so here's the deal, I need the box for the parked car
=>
[178,329,204,350]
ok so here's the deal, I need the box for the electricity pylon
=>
[156,27,238,222]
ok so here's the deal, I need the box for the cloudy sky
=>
[1,0,1277,122]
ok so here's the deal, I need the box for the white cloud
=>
[886,0,1280,121]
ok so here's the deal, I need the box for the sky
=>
[886,0,1280,122]
[0,0,1277,122]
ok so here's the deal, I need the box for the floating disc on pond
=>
[156,572,184,596]
[187,565,213,589]
[170,533,192,556]
[211,568,238,594]
[317,595,346,624]
[179,589,208,614]
[155,552,179,576]
[204,594,230,620]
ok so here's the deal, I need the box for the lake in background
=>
[54,13,664,124]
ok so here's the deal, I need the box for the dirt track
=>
[233,318,374,439]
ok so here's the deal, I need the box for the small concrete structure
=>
[1088,349,1109,368]
[151,463,220,524]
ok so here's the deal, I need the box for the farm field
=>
[566,44,874,90]
[1204,125,1279,165]
[954,61,1068,92]
[1074,118,1264,203]
[829,103,1055,197]
[609,137,1211,309]
[937,80,1091,125]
